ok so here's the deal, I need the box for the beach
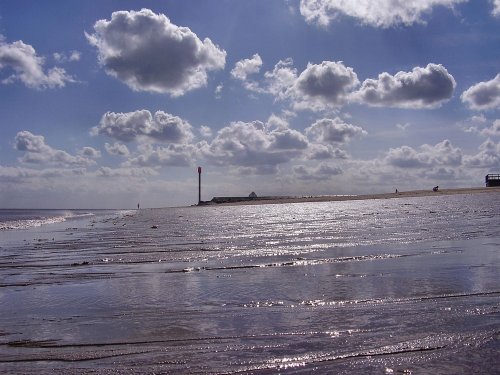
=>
[0,189,499,373]
[214,186,500,206]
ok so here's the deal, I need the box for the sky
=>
[0,0,499,208]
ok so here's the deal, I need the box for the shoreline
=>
[211,186,500,206]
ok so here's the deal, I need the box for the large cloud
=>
[92,110,194,144]
[293,163,343,181]
[291,61,359,110]
[306,117,367,144]
[385,139,462,168]
[86,9,226,96]
[461,74,500,111]
[201,119,309,174]
[234,58,457,111]
[493,0,500,16]
[124,143,197,167]
[464,138,500,168]
[300,0,467,28]
[14,131,96,167]
[232,59,359,110]
[354,64,456,108]
[0,35,73,89]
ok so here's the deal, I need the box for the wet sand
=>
[216,186,500,206]
[1,193,499,373]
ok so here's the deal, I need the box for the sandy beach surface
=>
[215,186,500,206]
[1,191,499,373]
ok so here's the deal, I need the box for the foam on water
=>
[0,213,96,231]
[0,209,136,231]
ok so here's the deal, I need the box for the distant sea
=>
[0,193,499,373]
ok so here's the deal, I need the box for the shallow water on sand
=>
[0,193,499,373]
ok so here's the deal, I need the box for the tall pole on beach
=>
[198,166,202,205]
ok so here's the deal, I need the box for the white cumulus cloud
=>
[235,57,299,97]
[14,131,95,167]
[461,74,500,111]
[300,0,467,28]
[199,125,213,138]
[201,118,309,174]
[385,139,462,168]
[493,0,500,16]
[481,120,500,137]
[354,63,456,108]
[291,61,359,110]
[78,146,101,158]
[463,119,500,137]
[231,54,262,81]
[86,8,226,96]
[231,54,265,92]
[124,143,197,167]
[265,58,299,98]
[306,143,349,160]
[306,117,367,144]
[464,138,500,168]
[293,163,343,181]
[0,35,74,89]
[92,110,194,144]
[105,142,130,157]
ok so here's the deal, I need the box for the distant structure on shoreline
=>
[485,174,500,187]
[210,192,260,204]
[195,167,290,205]
[202,192,260,205]
[198,192,295,205]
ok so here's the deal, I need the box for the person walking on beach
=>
[137,203,140,210]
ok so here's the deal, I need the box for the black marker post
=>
[198,166,202,205]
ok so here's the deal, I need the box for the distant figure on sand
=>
[395,189,398,194]
[137,203,140,209]
[433,186,439,192]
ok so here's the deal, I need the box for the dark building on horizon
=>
[485,174,500,187]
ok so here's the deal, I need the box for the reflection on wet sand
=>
[1,192,499,373]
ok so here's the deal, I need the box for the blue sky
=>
[0,0,499,208]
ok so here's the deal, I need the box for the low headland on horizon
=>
[199,186,500,207]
